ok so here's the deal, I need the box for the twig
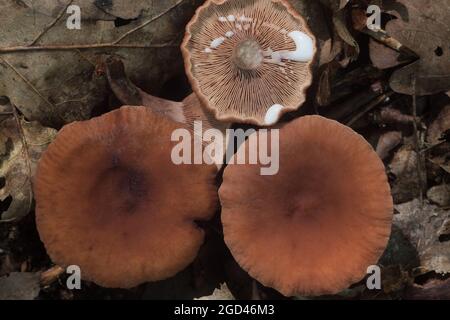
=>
[0,43,176,53]
[40,265,65,287]
[113,0,185,44]
[0,1,184,54]
[411,78,426,203]
[421,141,446,153]
[361,27,418,58]
[11,104,34,215]
[346,91,394,126]
[30,0,74,46]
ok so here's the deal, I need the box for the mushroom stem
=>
[232,39,264,70]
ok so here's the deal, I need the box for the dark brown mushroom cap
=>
[220,116,393,296]
[105,57,230,170]
[34,107,218,288]
[182,0,316,126]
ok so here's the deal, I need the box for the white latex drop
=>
[227,15,236,22]
[280,31,314,62]
[238,15,252,22]
[265,104,284,126]
[225,31,235,38]
[210,37,225,49]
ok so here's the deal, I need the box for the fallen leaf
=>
[0,0,203,127]
[0,107,57,221]
[20,0,114,20]
[385,0,450,95]
[388,145,422,203]
[376,131,403,160]
[394,199,450,274]
[369,39,402,69]
[427,184,450,207]
[405,278,450,300]
[93,0,148,20]
[0,272,41,300]
[427,104,450,145]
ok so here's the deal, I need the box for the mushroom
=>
[106,57,230,169]
[181,0,316,126]
[34,107,218,288]
[220,115,393,296]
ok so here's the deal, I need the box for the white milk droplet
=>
[210,37,225,49]
[238,15,252,22]
[204,48,212,53]
[218,17,227,22]
[227,15,236,22]
[225,31,235,38]
[281,31,314,62]
[265,104,284,126]
[266,31,314,65]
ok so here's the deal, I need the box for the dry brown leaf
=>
[385,0,450,95]
[376,131,403,160]
[405,278,450,300]
[427,104,450,145]
[0,109,57,221]
[369,39,401,69]
[394,199,450,274]
[0,0,203,127]
[93,0,148,20]
[427,185,450,207]
[388,145,422,204]
[0,272,41,300]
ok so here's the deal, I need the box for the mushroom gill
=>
[182,0,316,126]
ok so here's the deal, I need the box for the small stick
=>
[0,43,176,53]
[361,27,418,58]
[113,0,185,44]
[411,78,426,203]
[346,91,394,126]
[40,265,65,287]
[30,0,74,46]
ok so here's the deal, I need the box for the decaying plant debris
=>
[0,0,449,300]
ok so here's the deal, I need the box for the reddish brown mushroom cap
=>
[34,107,218,288]
[182,0,316,126]
[220,116,393,296]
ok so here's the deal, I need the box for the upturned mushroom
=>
[106,57,230,169]
[34,107,218,288]
[182,0,316,126]
[220,115,393,296]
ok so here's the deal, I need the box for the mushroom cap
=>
[220,115,393,296]
[182,0,316,126]
[34,107,218,288]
